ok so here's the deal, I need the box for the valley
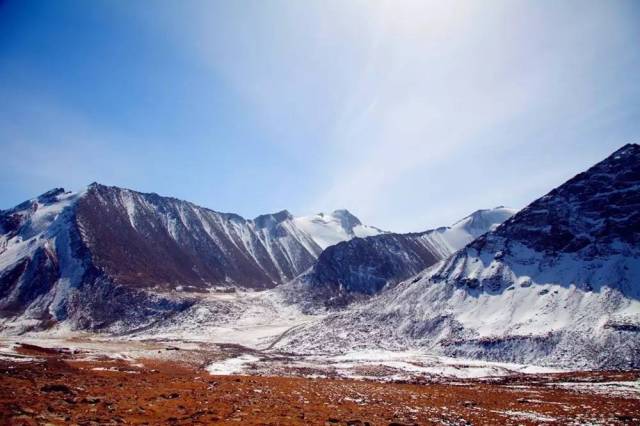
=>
[1,339,638,425]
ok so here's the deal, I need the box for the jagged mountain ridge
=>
[0,183,379,330]
[278,144,640,369]
[287,207,515,307]
[76,184,321,290]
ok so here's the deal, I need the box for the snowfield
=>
[127,290,322,349]
[205,348,566,380]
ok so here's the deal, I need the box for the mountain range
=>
[278,144,640,368]
[2,182,508,331]
[0,184,372,328]
[1,144,639,369]
[289,207,515,308]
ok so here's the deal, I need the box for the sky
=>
[1,0,639,232]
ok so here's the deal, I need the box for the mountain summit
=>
[278,144,640,369]
[0,183,380,331]
[292,209,384,249]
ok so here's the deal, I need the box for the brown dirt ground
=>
[0,345,638,425]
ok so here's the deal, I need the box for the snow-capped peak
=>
[293,210,385,249]
[278,144,640,369]
[409,206,517,258]
[0,187,82,239]
[451,206,517,236]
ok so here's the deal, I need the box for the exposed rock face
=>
[311,234,441,295]
[279,145,640,369]
[489,144,640,254]
[76,184,321,291]
[0,183,379,331]
[291,207,514,307]
[0,186,192,332]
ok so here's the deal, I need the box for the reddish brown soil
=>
[0,348,638,425]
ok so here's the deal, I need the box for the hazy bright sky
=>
[1,0,639,232]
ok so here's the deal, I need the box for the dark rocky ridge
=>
[278,144,640,369]
[306,234,440,300]
[77,184,319,291]
[487,143,640,255]
[0,190,190,330]
[0,183,332,330]
[451,143,640,297]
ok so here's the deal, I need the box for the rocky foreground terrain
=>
[1,342,639,425]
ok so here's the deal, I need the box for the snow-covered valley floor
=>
[203,348,566,381]
[1,293,640,426]
[125,289,323,350]
[1,289,638,395]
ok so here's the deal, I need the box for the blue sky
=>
[1,0,639,232]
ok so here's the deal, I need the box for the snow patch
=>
[207,354,261,375]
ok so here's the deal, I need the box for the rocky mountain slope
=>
[0,183,378,331]
[278,144,640,369]
[288,207,515,307]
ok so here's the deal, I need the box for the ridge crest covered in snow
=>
[276,144,640,369]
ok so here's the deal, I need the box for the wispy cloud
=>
[3,0,639,230]
[306,1,639,230]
